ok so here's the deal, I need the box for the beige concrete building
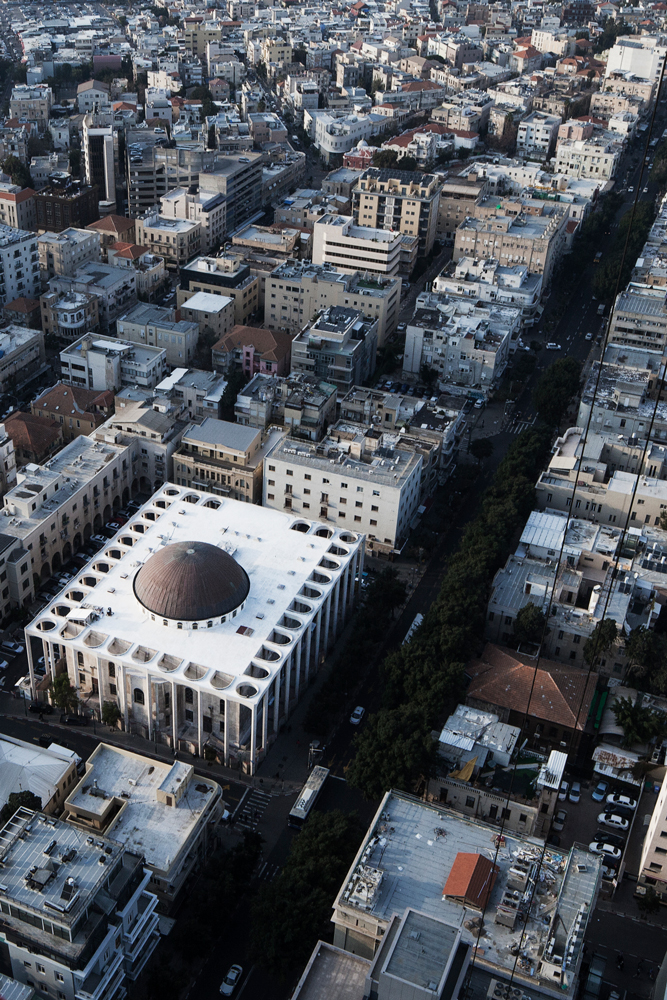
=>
[38,228,101,281]
[265,260,401,347]
[159,187,227,253]
[0,324,45,392]
[116,303,201,367]
[554,138,621,181]
[638,769,667,898]
[436,170,489,243]
[0,185,36,231]
[352,167,443,255]
[9,85,52,129]
[135,213,202,268]
[178,290,235,339]
[174,418,283,504]
[178,254,260,326]
[41,289,99,342]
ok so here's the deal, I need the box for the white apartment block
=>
[312,215,403,277]
[0,808,159,1000]
[264,427,422,557]
[605,36,667,83]
[554,138,621,181]
[517,111,562,154]
[0,325,45,394]
[0,183,37,231]
[311,111,389,164]
[60,334,168,392]
[433,256,543,328]
[38,228,101,281]
[159,187,227,253]
[25,486,364,773]
[638,769,667,897]
[0,432,133,583]
[117,302,201,367]
[0,225,40,307]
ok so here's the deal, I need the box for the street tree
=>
[583,618,618,666]
[50,674,79,713]
[532,357,581,426]
[469,438,494,464]
[513,602,546,645]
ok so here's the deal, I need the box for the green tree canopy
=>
[250,811,362,979]
[50,674,79,713]
[372,149,399,168]
[102,701,121,726]
[583,618,618,666]
[469,438,494,464]
[0,790,41,825]
[532,356,581,427]
[612,695,667,748]
[346,706,438,800]
[513,602,546,645]
[1,155,32,189]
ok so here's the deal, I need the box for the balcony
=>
[123,891,159,949]
[75,950,124,1000]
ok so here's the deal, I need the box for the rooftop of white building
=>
[0,735,74,812]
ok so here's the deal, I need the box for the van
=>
[597,303,606,316]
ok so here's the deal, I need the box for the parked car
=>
[546,342,562,350]
[0,659,9,671]
[220,965,243,996]
[90,534,108,548]
[597,812,629,831]
[0,640,24,657]
[591,780,609,802]
[558,780,569,801]
[594,251,603,263]
[568,781,581,803]
[595,831,625,848]
[397,323,406,332]
[553,809,567,832]
[606,793,637,811]
[628,186,634,193]
[62,714,88,726]
[29,702,53,715]
[589,841,622,860]
[585,332,593,341]
[106,521,124,532]
[350,705,365,725]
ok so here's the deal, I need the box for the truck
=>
[597,303,606,316]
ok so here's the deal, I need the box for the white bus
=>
[288,766,329,829]
[403,613,424,645]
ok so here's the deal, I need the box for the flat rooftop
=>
[293,942,369,1000]
[66,744,218,874]
[335,791,601,995]
[181,290,233,313]
[0,736,73,811]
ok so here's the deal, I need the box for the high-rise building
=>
[83,112,116,213]
[352,167,443,255]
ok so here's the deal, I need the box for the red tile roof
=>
[87,215,136,234]
[213,325,293,363]
[443,853,499,909]
[0,187,35,203]
[4,296,39,313]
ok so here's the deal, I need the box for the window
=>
[109,683,116,696]
[371,505,378,512]
[465,795,475,808]
[36,965,45,975]
[108,663,115,678]
[373,490,380,496]
[185,688,194,704]
[133,688,144,705]
[305,474,311,480]
[519,813,527,823]
[79,671,86,685]
[370,519,377,525]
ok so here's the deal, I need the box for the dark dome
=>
[133,541,250,621]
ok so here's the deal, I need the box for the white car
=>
[606,793,637,811]
[628,186,634,193]
[350,705,365,725]
[589,841,622,860]
[585,332,593,341]
[0,659,9,671]
[558,780,569,801]
[220,965,243,996]
[597,812,629,831]
[546,342,562,350]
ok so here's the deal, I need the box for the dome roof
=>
[133,541,250,621]
[357,138,369,148]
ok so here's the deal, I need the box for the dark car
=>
[29,702,53,715]
[62,714,88,726]
[595,830,625,848]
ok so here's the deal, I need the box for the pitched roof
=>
[32,383,114,422]
[86,215,136,235]
[213,325,293,363]
[466,644,597,730]
[0,187,35,203]
[5,411,62,456]
[77,79,110,93]
[4,296,40,313]
[443,853,499,909]
[109,241,150,260]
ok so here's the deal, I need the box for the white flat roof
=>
[0,736,73,811]
[182,290,233,313]
[27,487,362,708]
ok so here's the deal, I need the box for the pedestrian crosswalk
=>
[504,416,538,435]
[234,788,272,831]
[257,862,281,882]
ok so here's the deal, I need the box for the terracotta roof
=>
[33,383,114,422]
[0,187,35,203]
[5,411,62,456]
[86,215,136,234]
[4,296,39,313]
[443,853,499,909]
[110,241,150,260]
[214,325,293,363]
[112,101,138,111]
[3,119,34,131]
[466,643,597,730]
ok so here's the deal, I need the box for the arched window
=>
[133,688,145,705]
[185,688,194,704]
[192,622,198,630]
[108,662,115,678]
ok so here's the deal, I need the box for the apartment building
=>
[0,432,133,581]
[454,202,569,286]
[135,213,201,269]
[63,743,223,912]
[173,419,283,504]
[40,290,100,342]
[178,291,235,340]
[117,302,201,367]
[291,306,378,397]
[212,325,293,378]
[312,111,390,165]
[607,284,667,352]
[516,111,562,154]
[0,225,40,308]
[352,167,443,254]
[82,111,115,212]
[76,79,111,113]
[106,243,166,302]
[433,257,543,328]
[60,334,168,392]
[403,291,516,390]
[159,187,227,252]
[31,383,113,442]
[34,176,99,233]
[25,486,364,773]
[151,367,229,423]
[9,84,52,128]
[0,185,37,231]
[638,769,667,898]
[575,361,667,444]
[37,228,101,281]
[0,808,159,1000]
[96,398,188,494]
[44,263,137,332]
[312,215,404,278]
[263,423,422,556]
[0,324,45,394]
[554,137,621,181]
[198,153,263,234]
[126,143,221,219]
[0,735,78,816]
[87,215,137,255]
[265,260,401,347]
[436,171,488,243]
[178,254,260,325]
[0,421,17,497]
[234,372,337,441]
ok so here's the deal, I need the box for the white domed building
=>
[25,486,364,773]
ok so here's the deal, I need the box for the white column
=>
[223,698,229,764]
[121,664,129,731]
[26,636,35,702]
[97,655,105,717]
[250,703,257,775]
[294,641,302,703]
[332,578,341,638]
[262,692,268,753]
[273,674,280,733]
[342,563,351,618]
[171,680,177,748]
[323,595,332,654]
[283,657,291,720]
[314,608,322,668]
[303,621,312,679]
[197,689,203,756]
